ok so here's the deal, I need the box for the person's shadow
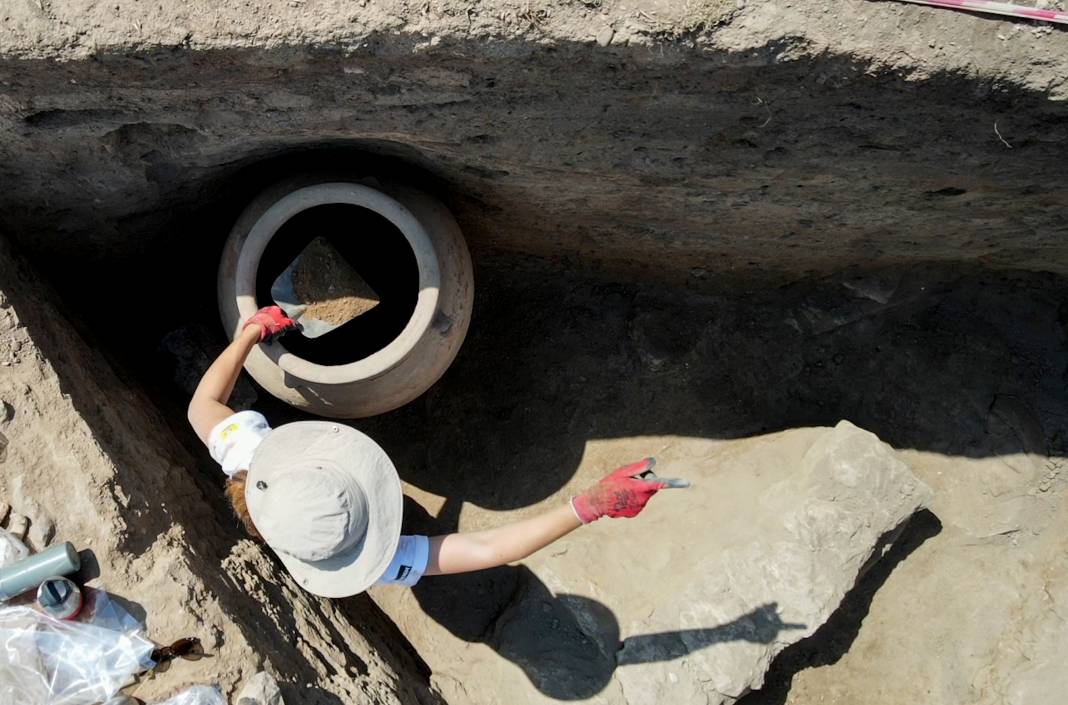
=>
[401,499,805,700]
[395,498,944,701]
[412,565,804,700]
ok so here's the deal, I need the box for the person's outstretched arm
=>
[187,306,296,445]
[425,458,672,576]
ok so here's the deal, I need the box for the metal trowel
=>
[270,236,381,339]
[634,458,691,488]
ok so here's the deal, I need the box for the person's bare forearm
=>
[422,459,672,578]
[187,325,261,444]
[426,503,582,576]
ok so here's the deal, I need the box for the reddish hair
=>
[225,471,262,539]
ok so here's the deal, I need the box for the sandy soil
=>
[370,421,933,705]
[352,258,1065,705]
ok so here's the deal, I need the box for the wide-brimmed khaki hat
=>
[245,421,403,597]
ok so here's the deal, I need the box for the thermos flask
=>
[0,542,81,601]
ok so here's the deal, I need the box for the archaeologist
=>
[186,306,674,597]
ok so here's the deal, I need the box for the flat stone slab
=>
[374,421,932,704]
[609,421,931,704]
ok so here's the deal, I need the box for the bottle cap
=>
[36,576,83,620]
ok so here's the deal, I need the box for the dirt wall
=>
[0,1,1065,285]
[0,233,438,704]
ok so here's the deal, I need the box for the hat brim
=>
[246,421,403,598]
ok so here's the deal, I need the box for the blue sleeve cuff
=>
[375,535,430,587]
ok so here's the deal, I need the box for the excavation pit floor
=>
[18,246,1064,705]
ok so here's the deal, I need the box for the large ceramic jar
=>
[218,177,473,418]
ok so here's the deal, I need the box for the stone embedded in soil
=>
[26,513,55,550]
[613,421,932,704]
[291,237,380,327]
[374,421,931,705]
[236,671,285,705]
[5,512,28,540]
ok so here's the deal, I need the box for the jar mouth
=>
[234,183,441,386]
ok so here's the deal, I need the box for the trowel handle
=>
[636,469,691,489]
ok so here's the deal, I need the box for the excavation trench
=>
[1,5,1067,703]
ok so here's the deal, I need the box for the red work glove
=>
[243,306,298,343]
[570,457,666,524]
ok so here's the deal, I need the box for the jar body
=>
[218,177,473,418]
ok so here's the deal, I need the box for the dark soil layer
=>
[0,12,1065,287]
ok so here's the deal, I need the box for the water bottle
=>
[0,542,81,601]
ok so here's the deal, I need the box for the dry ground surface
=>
[354,258,1068,705]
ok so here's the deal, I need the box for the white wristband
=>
[569,497,589,524]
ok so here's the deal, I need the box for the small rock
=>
[6,513,28,540]
[0,501,9,523]
[27,515,55,550]
[236,671,285,705]
[0,528,28,567]
[595,27,614,47]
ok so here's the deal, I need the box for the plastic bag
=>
[79,587,144,634]
[0,605,154,704]
[0,528,29,568]
[153,685,226,705]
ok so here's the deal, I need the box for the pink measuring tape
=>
[894,0,1068,25]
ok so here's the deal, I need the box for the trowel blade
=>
[269,238,381,339]
[270,260,341,339]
